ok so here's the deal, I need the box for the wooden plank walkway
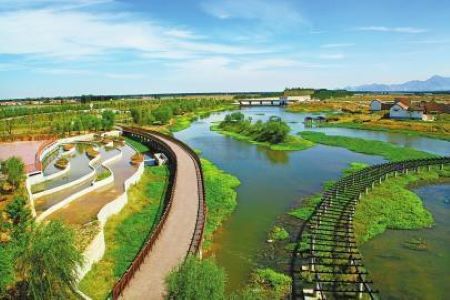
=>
[120,135,200,300]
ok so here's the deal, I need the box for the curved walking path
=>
[120,133,200,300]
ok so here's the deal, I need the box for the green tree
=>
[166,256,226,300]
[17,221,83,299]
[101,110,115,130]
[153,106,173,124]
[0,245,14,296]
[2,157,25,190]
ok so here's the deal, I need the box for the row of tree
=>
[130,99,227,125]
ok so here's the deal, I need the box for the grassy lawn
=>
[299,131,435,161]
[79,166,168,299]
[124,136,149,153]
[211,125,314,151]
[354,166,450,244]
[201,158,240,250]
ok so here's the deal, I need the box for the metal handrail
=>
[111,127,206,299]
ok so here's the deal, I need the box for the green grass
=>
[201,158,240,250]
[235,268,292,299]
[94,169,111,182]
[289,194,322,221]
[269,226,289,241]
[169,115,195,132]
[211,125,314,151]
[124,136,149,153]
[79,166,168,299]
[300,131,436,161]
[354,167,450,244]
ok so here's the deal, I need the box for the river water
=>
[174,106,450,293]
[360,183,450,300]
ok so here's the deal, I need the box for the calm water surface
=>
[361,184,450,300]
[174,107,449,292]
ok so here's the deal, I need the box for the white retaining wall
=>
[77,161,145,281]
[35,150,122,222]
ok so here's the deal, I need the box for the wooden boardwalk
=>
[119,132,202,300]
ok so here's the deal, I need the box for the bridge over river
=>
[112,128,206,300]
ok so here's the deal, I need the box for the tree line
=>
[219,112,290,144]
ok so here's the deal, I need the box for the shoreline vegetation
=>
[79,165,168,299]
[299,131,436,161]
[201,158,240,251]
[286,98,450,141]
[169,105,235,133]
[353,166,449,244]
[319,120,450,141]
[289,162,450,246]
[211,112,314,151]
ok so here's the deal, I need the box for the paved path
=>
[121,134,200,300]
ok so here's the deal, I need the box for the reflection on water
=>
[360,183,450,300]
[175,106,449,292]
[174,108,386,290]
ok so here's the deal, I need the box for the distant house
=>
[389,99,450,121]
[389,98,422,119]
[370,99,393,111]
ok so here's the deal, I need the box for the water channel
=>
[174,106,450,293]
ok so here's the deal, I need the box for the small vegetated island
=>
[211,112,314,151]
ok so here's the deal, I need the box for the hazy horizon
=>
[1,0,450,98]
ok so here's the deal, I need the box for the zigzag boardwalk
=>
[291,157,450,300]
[112,128,205,300]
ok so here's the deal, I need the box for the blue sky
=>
[1,0,450,98]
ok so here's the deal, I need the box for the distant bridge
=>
[236,98,292,106]
[236,95,311,106]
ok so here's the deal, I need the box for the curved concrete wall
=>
[35,149,122,222]
[77,160,145,281]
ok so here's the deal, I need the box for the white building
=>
[370,99,394,111]
[389,100,423,120]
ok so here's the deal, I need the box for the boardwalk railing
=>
[291,157,450,300]
[111,127,206,299]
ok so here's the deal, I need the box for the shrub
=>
[166,256,226,300]
[86,146,99,159]
[54,157,69,169]
[269,226,289,241]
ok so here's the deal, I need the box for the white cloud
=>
[356,26,427,33]
[321,43,354,49]
[0,6,265,61]
[201,0,306,26]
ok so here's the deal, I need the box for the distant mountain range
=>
[346,75,450,92]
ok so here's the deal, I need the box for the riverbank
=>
[79,165,168,299]
[299,131,435,161]
[169,105,235,133]
[201,158,240,251]
[319,119,450,141]
[211,124,314,151]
